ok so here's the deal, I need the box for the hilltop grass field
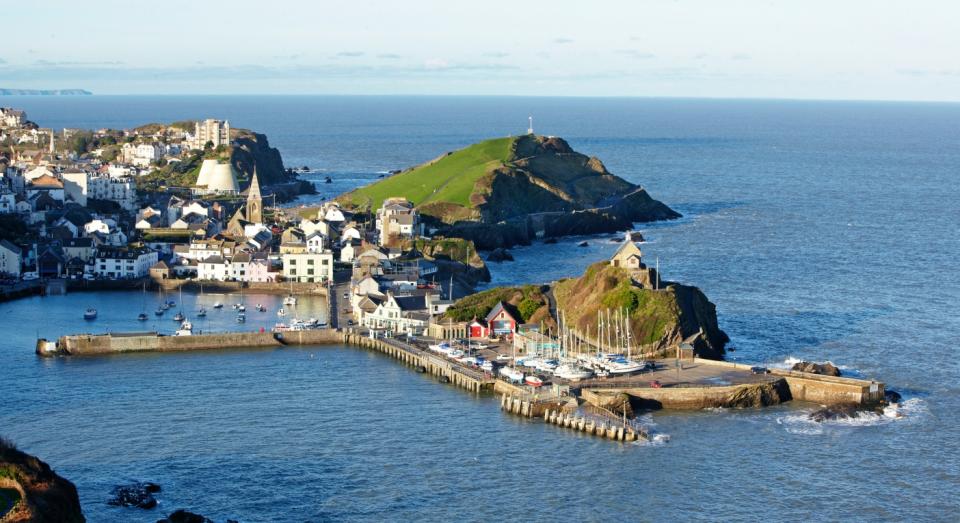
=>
[342,137,515,211]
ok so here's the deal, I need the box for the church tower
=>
[246,167,263,224]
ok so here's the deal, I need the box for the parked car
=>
[750,366,769,374]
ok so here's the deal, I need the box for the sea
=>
[1,96,958,521]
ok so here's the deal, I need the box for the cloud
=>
[483,52,510,58]
[377,53,402,59]
[272,54,301,60]
[424,58,449,70]
[33,59,124,66]
[897,68,960,77]
[0,57,5,64]
[616,50,656,60]
[335,51,365,58]
[692,53,709,60]
[553,37,574,44]
[731,53,751,61]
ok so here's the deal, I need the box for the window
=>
[307,259,314,265]
[307,269,314,275]
[290,269,296,275]
[289,258,296,265]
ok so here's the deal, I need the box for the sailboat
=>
[236,286,246,312]
[137,281,148,321]
[283,282,297,306]
[83,308,97,320]
[196,282,207,317]
[173,287,185,322]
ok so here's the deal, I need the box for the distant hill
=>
[0,88,92,95]
[339,134,677,226]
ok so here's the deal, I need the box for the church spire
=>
[246,165,263,224]
[248,166,262,200]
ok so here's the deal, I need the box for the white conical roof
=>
[195,159,218,187]
[206,163,239,193]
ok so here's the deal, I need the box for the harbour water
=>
[1,96,958,521]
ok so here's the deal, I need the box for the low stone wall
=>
[155,279,328,295]
[617,380,791,410]
[693,358,885,406]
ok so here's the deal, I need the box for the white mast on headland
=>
[527,116,534,135]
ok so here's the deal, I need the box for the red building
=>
[485,301,520,337]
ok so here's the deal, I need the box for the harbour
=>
[38,325,886,445]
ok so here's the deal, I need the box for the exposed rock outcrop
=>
[108,481,161,509]
[486,248,514,262]
[808,404,861,422]
[791,361,842,377]
[156,509,216,523]
[0,438,85,522]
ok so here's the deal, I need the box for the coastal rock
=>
[629,231,645,242]
[108,481,160,509]
[486,248,514,262]
[791,361,842,377]
[543,238,558,244]
[0,437,85,522]
[156,509,215,523]
[885,390,902,404]
[808,404,860,422]
[578,241,589,247]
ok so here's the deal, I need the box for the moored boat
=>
[213,302,223,309]
[525,375,544,387]
[173,312,185,322]
[83,308,97,320]
[137,313,148,321]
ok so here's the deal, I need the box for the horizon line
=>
[3,92,960,105]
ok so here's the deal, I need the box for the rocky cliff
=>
[0,438,85,522]
[552,262,728,359]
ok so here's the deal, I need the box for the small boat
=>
[500,367,524,383]
[154,308,164,316]
[173,312,185,322]
[83,308,97,320]
[175,321,193,336]
[554,363,593,381]
[525,375,544,387]
[196,308,207,318]
[277,308,286,317]
[237,304,246,312]
[257,304,266,312]
[137,313,148,321]
[213,302,223,309]
[161,303,170,311]
[480,361,494,372]
[167,300,176,307]
[283,295,297,306]
[236,313,246,323]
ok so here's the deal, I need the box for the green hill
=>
[339,134,672,225]
[342,136,514,215]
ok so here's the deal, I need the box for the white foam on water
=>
[776,397,927,435]
[634,433,671,447]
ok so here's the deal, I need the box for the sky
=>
[2,0,959,101]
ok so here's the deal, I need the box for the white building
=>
[0,240,22,277]
[281,250,333,283]
[93,247,158,279]
[189,119,230,150]
[360,293,429,335]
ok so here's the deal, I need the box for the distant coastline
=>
[0,88,92,96]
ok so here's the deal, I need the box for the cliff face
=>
[0,439,85,522]
[553,262,728,359]
[229,129,288,188]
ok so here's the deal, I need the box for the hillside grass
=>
[444,284,548,323]
[342,137,515,211]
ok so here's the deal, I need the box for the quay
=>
[37,329,887,444]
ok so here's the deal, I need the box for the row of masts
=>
[533,307,634,359]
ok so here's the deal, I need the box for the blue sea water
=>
[1,96,959,521]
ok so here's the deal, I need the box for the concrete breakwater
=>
[39,330,495,394]
[154,279,329,296]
